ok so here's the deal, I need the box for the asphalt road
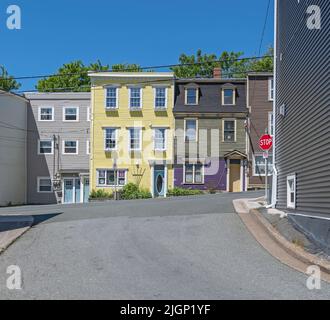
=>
[0,192,330,300]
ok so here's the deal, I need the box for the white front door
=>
[63,178,81,204]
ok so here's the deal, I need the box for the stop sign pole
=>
[259,134,273,203]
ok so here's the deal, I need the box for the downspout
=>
[269,0,278,208]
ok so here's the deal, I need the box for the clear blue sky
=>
[1,0,274,90]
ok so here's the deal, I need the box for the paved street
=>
[0,192,330,300]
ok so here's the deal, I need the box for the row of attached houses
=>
[0,71,274,205]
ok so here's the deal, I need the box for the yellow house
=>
[89,72,175,197]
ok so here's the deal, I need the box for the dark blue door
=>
[154,166,165,197]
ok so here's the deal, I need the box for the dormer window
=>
[185,87,198,105]
[222,88,235,105]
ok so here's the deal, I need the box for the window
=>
[63,107,79,121]
[87,107,91,121]
[223,120,235,142]
[222,89,235,105]
[63,140,78,154]
[269,78,274,101]
[268,112,274,136]
[38,140,53,154]
[39,107,54,121]
[104,128,117,151]
[86,140,90,155]
[184,163,204,184]
[38,177,52,193]
[287,175,296,209]
[155,87,167,109]
[129,87,142,109]
[105,87,118,109]
[185,119,197,142]
[129,128,142,151]
[154,128,166,151]
[97,169,127,187]
[253,155,273,176]
[185,88,198,105]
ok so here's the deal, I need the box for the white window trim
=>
[96,169,128,187]
[253,154,273,177]
[268,78,274,101]
[63,107,79,122]
[154,87,168,109]
[62,140,79,155]
[37,177,53,193]
[128,86,143,110]
[86,140,90,155]
[185,88,199,105]
[153,128,167,151]
[38,139,54,155]
[87,107,91,121]
[184,118,198,142]
[222,119,237,142]
[222,88,236,106]
[38,106,54,122]
[104,85,119,110]
[183,163,205,184]
[128,127,142,151]
[104,128,118,151]
[287,174,296,209]
[268,112,274,136]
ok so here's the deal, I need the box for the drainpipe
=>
[270,0,278,208]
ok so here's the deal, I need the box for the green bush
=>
[121,183,152,200]
[90,189,113,199]
[167,187,203,197]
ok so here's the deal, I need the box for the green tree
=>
[36,60,109,92]
[111,63,143,72]
[0,65,21,91]
[248,47,274,73]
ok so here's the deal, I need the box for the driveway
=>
[0,192,329,300]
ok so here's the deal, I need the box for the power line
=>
[258,0,272,56]
[0,55,272,82]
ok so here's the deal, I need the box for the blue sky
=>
[1,0,274,90]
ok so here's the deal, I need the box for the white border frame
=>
[37,177,53,193]
[222,119,237,142]
[63,106,79,122]
[96,169,128,187]
[38,106,54,122]
[253,153,272,177]
[86,140,90,155]
[153,128,167,152]
[128,127,142,151]
[104,128,118,151]
[62,140,79,155]
[128,86,143,110]
[222,88,236,106]
[184,118,198,142]
[153,87,168,110]
[287,174,296,209]
[185,87,199,106]
[104,85,120,110]
[38,139,54,155]
[268,77,274,101]
[183,163,205,185]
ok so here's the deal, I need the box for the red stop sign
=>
[259,134,273,151]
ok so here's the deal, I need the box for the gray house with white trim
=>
[24,92,91,204]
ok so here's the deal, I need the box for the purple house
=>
[173,69,248,192]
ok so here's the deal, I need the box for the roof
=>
[247,72,273,77]
[0,90,29,103]
[23,92,91,100]
[88,72,174,78]
[176,78,246,83]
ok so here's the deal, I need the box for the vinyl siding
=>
[276,0,330,214]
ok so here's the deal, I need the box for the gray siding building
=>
[0,91,29,206]
[273,0,330,245]
[24,92,91,204]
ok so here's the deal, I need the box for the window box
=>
[287,174,296,209]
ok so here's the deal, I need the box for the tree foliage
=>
[0,65,21,91]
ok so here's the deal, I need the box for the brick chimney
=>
[213,67,222,79]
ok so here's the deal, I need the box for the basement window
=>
[287,175,296,209]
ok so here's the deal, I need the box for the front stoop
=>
[233,198,330,283]
[0,216,34,254]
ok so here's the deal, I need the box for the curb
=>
[0,215,34,255]
[233,199,330,282]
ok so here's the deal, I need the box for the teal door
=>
[154,166,165,197]
[83,178,90,203]
[75,179,81,203]
[64,179,74,204]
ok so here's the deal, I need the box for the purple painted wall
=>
[174,158,227,191]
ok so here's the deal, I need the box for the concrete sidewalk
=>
[0,215,34,254]
[233,198,330,283]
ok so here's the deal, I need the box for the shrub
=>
[167,187,203,197]
[90,189,113,199]
[121,183,152,200]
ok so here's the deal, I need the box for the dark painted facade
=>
[274,0,330,215]
[173,78,248,192]
[247,73,274,189]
